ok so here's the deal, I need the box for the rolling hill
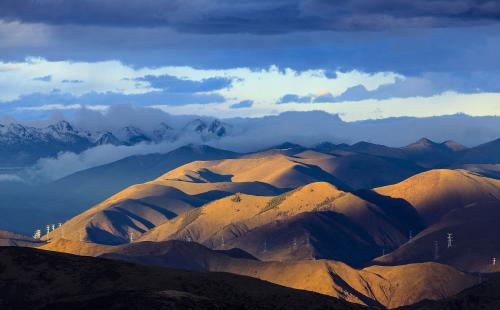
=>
[371,170,500,273]
[403,273,500,310]
[139,182,422,265]
[51,177,282,245]
[0,246,360,310]
[0,230,42,247]
[163,147,423,190]
[401,138,467,168]
[373,201,500,273]
[53,146,425,246]
[375,169,500,225]
[51,144,238,204]
[38,239,475,308]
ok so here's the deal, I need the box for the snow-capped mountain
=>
[0,119,231,167]
[181,119,230,140]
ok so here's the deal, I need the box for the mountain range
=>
[1,130,500,309]
[19,139,497,308]
[1,135,499,236]
[0,119,230,167]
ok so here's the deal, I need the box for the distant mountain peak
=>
[118,126,151,144]
[208,119,227,137]
[51,120,74,132]
[152,122,174,142]
[442,140,467,151]
[273,142,304,150]
[94,132,121,146]
[185,119,207,133]
[415,137,437,145]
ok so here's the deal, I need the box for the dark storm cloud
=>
[1,0,500,33]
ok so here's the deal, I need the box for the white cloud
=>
[0,174,24,182]
[152,65,402,104]
[21,108,500,182]
[2,57,499,122]
[154,91,500,121]
[26,136,204,181]
[0,57,401,105]
[0,58,156,102]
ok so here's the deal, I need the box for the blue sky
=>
[1,0,500,121]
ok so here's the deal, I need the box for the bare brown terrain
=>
[0,246,363,310]
[402,273,500,310]
[53,146,426,246]
[39,239,475,308]
[375,169,500,225]
[0,230,43,247]
[13,140,500,310]
[139,182,421,264]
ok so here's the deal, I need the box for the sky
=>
[1,0,500,121]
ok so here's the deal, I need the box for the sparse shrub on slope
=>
[180,208,203,231]
[231,193,242,203]
[259,188,300,214]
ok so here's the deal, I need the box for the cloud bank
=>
[19,108,500,182]
[1,0,500,33]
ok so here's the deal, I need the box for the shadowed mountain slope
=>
[454,138,500,165]
[401,138,466,168]
[402,273,500,310]
[52,178,282,245]
[51,144,238,203]
[55,147,424,246]
[0,230,43,247]
[373,201,500,273]
[375,169,500,225]
[165,148,423,190]
[0,246,361,310]
[39,239,473,309]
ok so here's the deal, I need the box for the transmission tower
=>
[263,239,268,253]
[33,229,41,240]
[408,230,413,240]
[129,232,134,243]
[221,235,225,248]
[434,241,439,260]
[493,257,497,266]
[447,233,453,248]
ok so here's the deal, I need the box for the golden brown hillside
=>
[139,182,421,265]
[41,239,474,309]
[51,179,281,245]
[375,169,500,225]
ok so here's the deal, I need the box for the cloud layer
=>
[19,109,500,182]
[1,0,500,33]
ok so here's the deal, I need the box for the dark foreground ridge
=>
[0,246,365,310]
